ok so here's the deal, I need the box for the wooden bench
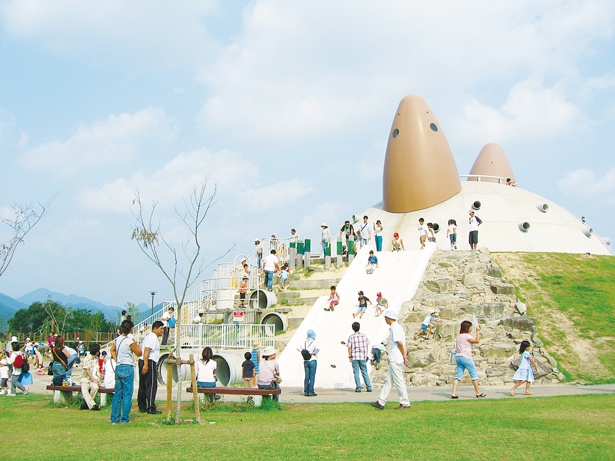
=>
[46,385,115,406]
[186,386,281,406]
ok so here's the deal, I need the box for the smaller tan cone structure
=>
[383,94,461,212]
[468,143,516,184]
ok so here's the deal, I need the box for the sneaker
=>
[23,388,28,396]
[366,389,373,392]
[371,401,385,410]
[7,393,15,397]
[147,410,162,414]
[355,388,361,393]
[0,390,5,395]
[395,404,411,410]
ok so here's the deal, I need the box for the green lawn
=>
[494,253,615,383]
[4,394,615,460]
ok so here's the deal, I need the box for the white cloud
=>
[0,0,218,69]
[559,168,615,198]
[79,148,312,215]
[20,108,177,175]
[453,80,585,145]
[197,0,614,143]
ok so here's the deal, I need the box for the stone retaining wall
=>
[371,249,565,387]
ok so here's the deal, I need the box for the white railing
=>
[177,323,275,350]
[460,174,509,184]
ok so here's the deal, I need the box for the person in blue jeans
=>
[110,320,142,424]
[347,322,372,392]
[298,330,319,397]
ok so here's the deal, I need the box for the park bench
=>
[46,385,115,406]
[186,386,281,406]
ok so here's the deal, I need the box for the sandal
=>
[451,395,459,399]
[476,393,487,398]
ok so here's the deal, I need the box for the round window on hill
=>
[392,128,399,138]
[430,123,438,132]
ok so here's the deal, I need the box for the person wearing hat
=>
[298,330,319,397]
[375,292,388,317]
[0,359,9,395]
[468,210,483,251]
[371,309,410,410]
[257,346,280,401]
[254,238,263,269]
[320,222,330,257]
[414,311,442,340]
[391,232,405,251]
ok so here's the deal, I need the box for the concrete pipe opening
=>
[432,223,440,233]
[472,201,481,210]
[156,350,244,386]
[249,289,277,309]
[212,352,244,386]
[536,203,549,213]
[583,228,594,238]
[518,222,530,232]
[261,312,288,335]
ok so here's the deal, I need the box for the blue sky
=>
[1,0,614,307]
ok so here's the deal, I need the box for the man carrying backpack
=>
[6,341,28,396]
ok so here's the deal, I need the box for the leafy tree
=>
[131,178,234,423]
[0,200,52,277]
[124,301,141,323]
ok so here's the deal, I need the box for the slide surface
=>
[278,243,435,389]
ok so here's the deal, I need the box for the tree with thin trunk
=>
[131,178,234,424]
[0,200,52,277]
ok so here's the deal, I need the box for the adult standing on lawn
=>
[138,320,164,415]
[371,310,410,410]
[347,322,372,393]
[110,320,142,424]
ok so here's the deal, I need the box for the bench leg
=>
[99,393,109,407]
[253,395,262,407]
[54,390,73,404]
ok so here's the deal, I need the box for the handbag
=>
[265,361,282,385]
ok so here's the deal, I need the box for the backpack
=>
[21,359,30,374]
[301,342,312,361]
[13,353,24,369]
[168,316,176,328]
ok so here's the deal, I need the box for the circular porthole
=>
[392,128,399,138]
[430,123,438,132]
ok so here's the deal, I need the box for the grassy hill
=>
[493,252,615,384]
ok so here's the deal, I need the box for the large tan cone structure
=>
[468,143,517,183]
[383,94,461,212]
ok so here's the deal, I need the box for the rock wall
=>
[371,249,565,387]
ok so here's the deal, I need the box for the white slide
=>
[277,243,436,389]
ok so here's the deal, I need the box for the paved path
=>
[28,371,614,405]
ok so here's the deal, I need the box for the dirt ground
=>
[492,253,611,382]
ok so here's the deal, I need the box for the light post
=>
[150,291,156,316]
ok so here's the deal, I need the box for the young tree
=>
[131,178,234,423]
[124,301,141,323]
[0,200,52,277]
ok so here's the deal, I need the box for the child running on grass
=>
[509,340,537,396]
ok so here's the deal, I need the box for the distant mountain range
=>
[0,288,158,331]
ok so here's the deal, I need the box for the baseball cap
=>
[376,292,382,297]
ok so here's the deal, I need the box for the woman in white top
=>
[110,319,142,424]
[258,346,281,402]
[196,346,217,402]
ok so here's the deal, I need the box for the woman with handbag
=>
[50,335,72,386]
[258,346,281,402]
[110,320,142,424]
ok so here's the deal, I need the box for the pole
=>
[150,291,156,316]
